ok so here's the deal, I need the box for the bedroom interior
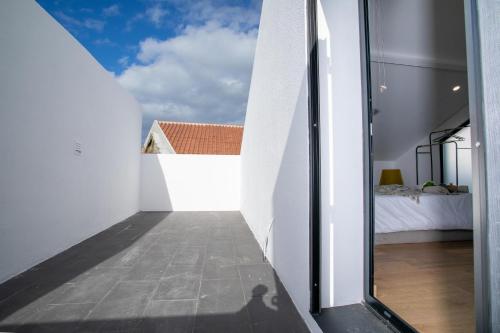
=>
[367,0,474,332]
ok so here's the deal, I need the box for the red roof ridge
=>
[156,120,243,155]
[157,120,243,128]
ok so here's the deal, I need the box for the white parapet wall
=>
[317,0,365,308]
[140,154,240,211]
[240,0,321,331]
[241,0,366,329]
[0,1,142,283]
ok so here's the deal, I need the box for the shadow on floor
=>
[0,212,170,323]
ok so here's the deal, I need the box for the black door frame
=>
[307,0,322,316]
[358,0,490,332]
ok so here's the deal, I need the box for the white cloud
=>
[55,12,105,32]
[125,15,141,31]
[83,19,105,31]
[118,56,129,67]
[125,4,168,31]
[183,1,261,31]
[94,38,116,46]
[55,12,80,26]
[102,4,120,17]
[145,4,168,27]
[117,22,257,126]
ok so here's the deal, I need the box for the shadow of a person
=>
[246,284,309,332]
[246,285,282,322]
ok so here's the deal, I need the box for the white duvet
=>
[375,193,473,233]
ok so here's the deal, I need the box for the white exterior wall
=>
[318,0,365,307]
[140,155,240,211]
[0,1,142,283]
[240,0,320,331]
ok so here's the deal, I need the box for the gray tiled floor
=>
[0,212,309,333]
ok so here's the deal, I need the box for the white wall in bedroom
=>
[375,106,470,187]
[0,1,143,283]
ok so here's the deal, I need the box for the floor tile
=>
[236,243,266,265]
[196,279,250,327]
[198,279,246,313]
[239,264,286,299]
[247,293,302,324]
[194,322,253,333]
[253,318,310,333]
[97,234,158,268]
[0,283,70,328]
[206,241,235,257]
[139,300,196,333]
[171,246,206,266]
[238,264,274,281]
[210,227,233,240]
[86,280,157,331]
[162,265,203,280]
[154,275,200,300]
[203,260,239,280]
[51,268,126,304]
[180,236,209,247]
[18,303,95,333]
[203,243,238,280]
[0,274,40,304]
[123,246,175,281]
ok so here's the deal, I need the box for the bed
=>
[374,191,473,244]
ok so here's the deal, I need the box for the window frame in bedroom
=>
[358,0,490,332]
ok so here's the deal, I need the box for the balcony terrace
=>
[0,212,309,332]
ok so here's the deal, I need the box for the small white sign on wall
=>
[74,140,82,156]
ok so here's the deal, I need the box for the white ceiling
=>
[369,0,467,68]
[368,0,469,160]
[371,65,468,160]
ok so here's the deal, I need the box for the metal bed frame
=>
[415,125,472,186]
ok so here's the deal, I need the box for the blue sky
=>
[36,0,262,141]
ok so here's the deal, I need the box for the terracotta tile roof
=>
[158,121,244,155]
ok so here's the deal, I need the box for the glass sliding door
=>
[362,0,476,332]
